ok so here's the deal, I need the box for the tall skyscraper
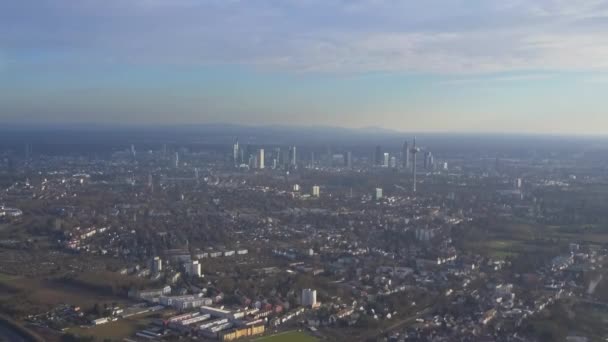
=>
[258,149,265,169]
[290,146,297,167]
[383,152,390,167]
[424,151,432,170]
[390,156,397,168]
[345,151,352,168]
[233,139,239,166]
[402,140,410,169]
[278,150,287,169]
[411,137,420,192]
[174,152,179,168]
[312,185,320,197]
[274,147,282,165]
[374,146,382,166]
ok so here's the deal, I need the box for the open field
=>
[0,272,20,282]
[523,300,608,341]
[0,272,132,318]
[68,317,144,341]
[460,220,608,260]
[254,330,318,342]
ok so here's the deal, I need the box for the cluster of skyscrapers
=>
[231,138,436,193]
[374,138,433,172]
[232,139,296,170]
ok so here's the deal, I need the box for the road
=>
[381,307,433,333]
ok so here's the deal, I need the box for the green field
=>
[0,272,20,282]
[254,330,318,342]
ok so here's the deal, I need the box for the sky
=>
[1,0,608,134]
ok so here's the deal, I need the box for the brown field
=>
[68,318,143,341]
[0,272,132,317]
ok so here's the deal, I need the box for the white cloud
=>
[3,0,608,73]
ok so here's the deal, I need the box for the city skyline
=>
[2,1,608,134]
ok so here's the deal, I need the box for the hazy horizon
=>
[2,0,608,134]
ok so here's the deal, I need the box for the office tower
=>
[374,146,382,166]
[293,184,300,192]
[290,146,297,166]
[301,289,317,307]
[345,151,352,168]
[424,151,433,170]
[411,137,420,192]
[194,168,200,184]
[310,151,315,168]
[281,149,289,169]
[131,144,136,158]
[274,147,281,165]
[383,152,389,168]
[390,156,397,168]
[312,185,320,197]
[375,188,383,200]
[331,153,345,166]
[148,173,154,191]
[174,152,179,168]
[515,178,522,189]
[257,149,265,169]
[402,140,410,169]
[233,139,239,166]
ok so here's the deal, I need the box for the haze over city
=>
[2,0,608,134]
[3,2,608,342]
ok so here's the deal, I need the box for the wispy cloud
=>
[439,73,554,85]
[2,0,608,73]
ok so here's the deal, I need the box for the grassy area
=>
[0,272,20,283]
[68,318,142,341]
[254,330,318,342]
[523,300,608,341]
[464,238,524,260]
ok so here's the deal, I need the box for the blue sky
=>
[1,0,608,134]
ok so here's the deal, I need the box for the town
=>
[0,130,607,342]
